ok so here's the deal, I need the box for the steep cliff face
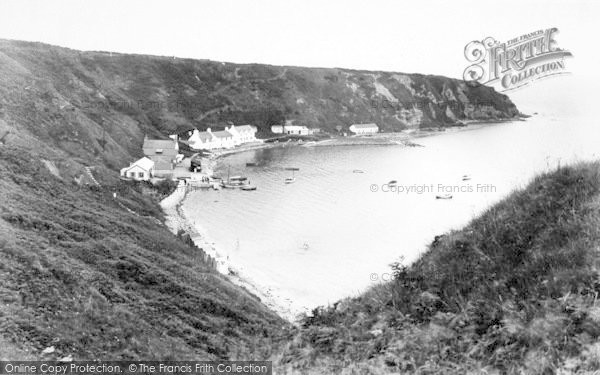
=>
[0,39,519,173]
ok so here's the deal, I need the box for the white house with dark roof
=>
[120,157,154,181]
[188,125,257,150]
[211,129,235,149]
[349,123,379,135]
[228,124,257,145]
[188,129,215,150]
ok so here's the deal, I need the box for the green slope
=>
[0,38,525,364]
[0,39,519,172]
[279,162,600,374]
[0,145,288,359]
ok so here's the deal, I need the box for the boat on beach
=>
[241,185,257,191]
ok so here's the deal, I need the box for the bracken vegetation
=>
[3,39,598,374]
[0,145,288,359]
[277,162,600,374]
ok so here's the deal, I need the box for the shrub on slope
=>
[0,146,288,360]
[280,162,600,374]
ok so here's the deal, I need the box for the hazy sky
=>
[0,0,598,113]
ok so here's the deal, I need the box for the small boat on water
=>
[388,180,398,187]
[241,185,257,191]
[246,162,258,167]
[222,166,251,188]
[353,169,364,173]
[462,174,471,181]
[285,167,299,184]
[224,175,248,187]
[436,194,453,200]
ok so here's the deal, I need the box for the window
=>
[139,172,144,178]
[129,172,135,177]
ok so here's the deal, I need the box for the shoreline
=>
[162,118,524,322]
[160,181,305,322]
[209,118,524,160]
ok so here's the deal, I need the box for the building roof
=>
[152,156,174,171]
[235,125,257,132]
[212,130,233,139]
[350,123,379,129]
[196,131,213,142]
[284,125,308,129]
[130,157,154,171]
[120,157,154,175]
[187,129,213,145]
[143,138,178,156]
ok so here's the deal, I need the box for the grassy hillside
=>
[278,162,600,374]
[0,38,528,365]
[0,145,288,359]
[0,39,519,174]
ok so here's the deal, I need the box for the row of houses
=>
[120,124,258,181]
[271,125,316,135]
[187,124,258,150]
[120,122,380,181]
[271,123,379,135]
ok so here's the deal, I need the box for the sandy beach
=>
[160,181,306,322]
[160,134,425,322]
[160,121,519,322]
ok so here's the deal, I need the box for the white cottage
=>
[188,129,216,150]
[349,123,379,135]
[271,124,310,135]
[120,157,154,181]
[227,124,258,145]
[211,129,235,149]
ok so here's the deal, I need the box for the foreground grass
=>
[0,146,288,360]
[278,161,600,374]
